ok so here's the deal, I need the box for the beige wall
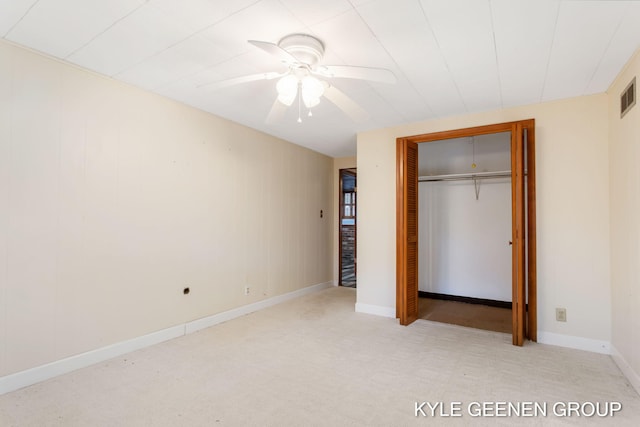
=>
[608,49,640,391]
[0,40,333,377]
[332,157,356,285]
[357,94,612,347]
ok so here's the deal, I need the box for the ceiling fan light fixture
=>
[276,74,298,106]
[301,75,325,108]
[303,96,320,109]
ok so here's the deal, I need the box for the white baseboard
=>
[355,302,396,318]
[0,282,332,396]
[537,331,610,354]
[0,325,184,396]
[185,281,333,333]
[611,345,640,396]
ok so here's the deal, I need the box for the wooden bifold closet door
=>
[396,140,419,325]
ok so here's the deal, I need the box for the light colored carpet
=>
[0,287,638,426]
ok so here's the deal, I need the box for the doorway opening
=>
[339,168,357,288]
[417,132,513,334]
[396,120,536,346]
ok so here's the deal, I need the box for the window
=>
[344,191,356,218]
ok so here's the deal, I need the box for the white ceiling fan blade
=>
[266,99,289,124]
[197,72,284,90]
[314,65,397,84]
[323,85,369,123]
[248,40,298,64]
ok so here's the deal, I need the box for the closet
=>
[418,133,512,332]
[419,133,511,302]
[396,119,536,346]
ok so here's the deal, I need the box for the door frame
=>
[396,119,536,345]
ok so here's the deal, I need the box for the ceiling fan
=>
[199,33,397,123]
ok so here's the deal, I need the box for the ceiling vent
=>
[620,77,636,118]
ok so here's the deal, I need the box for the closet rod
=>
[418,170,513,182]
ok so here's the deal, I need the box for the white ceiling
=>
[2,0,640,157]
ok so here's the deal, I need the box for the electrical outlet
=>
[556,308,567,322]
[244,286,250,296]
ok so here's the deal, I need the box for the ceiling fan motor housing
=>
[278,34,325,66]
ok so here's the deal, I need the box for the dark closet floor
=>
[418,298,512,334]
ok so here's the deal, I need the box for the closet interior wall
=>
[418,132,512,302]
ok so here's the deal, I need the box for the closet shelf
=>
[418,170,512,182]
